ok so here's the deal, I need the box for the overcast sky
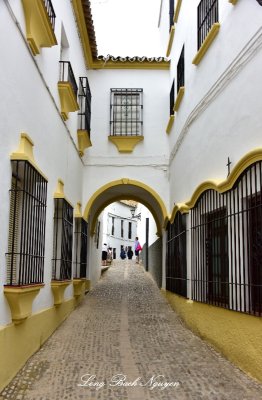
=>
[90,0,164,57]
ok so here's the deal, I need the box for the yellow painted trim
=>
[166,26,175,57]
[174,86,185,112]
[51,280,72,305]
[174,0,182,23]
[163,290,262,383]
[170,203,190,224]
[108,136,144,153]
[77,129,92,156]
[166,115,175,134]
[229,0,238,4]
[4,285,44,324]
[53,178,64,198]
[85,279,91,291]
[92,60,170,70]
[0,298,77,392]
[10,132,48,180]
[74,201,82,218]
[83,179,169,236]
[22,0,57,55]
[73,279,86,297]
[57,82,79,121]
[192,23,220,66]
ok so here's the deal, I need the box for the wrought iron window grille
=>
[166,212,187,297]
[128,222,132,240]
[170,80,175,115]
[52,198,73,280]
[6,160,47,286]
[177,46,185,93]
[73,218,88,279]
[78,77,91,135]
[110,89,143,137]
[169,0,174,31]
[191,161,262,316]
[44,0,56,30]
[59,61,78,98]
[197,0,219,49]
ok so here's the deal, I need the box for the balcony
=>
[77,77,92,155]
[22,0,57,55]
[58,61,79,121]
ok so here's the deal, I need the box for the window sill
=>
[166,115,175,134]
[22,0,57,55]
[192,23,220,66]
[108,136,144,153]
[73,279,86,297]
[229,0,238,4]
[174,0,182,23]
[4,284,44,324]
[51,280,72,305]
[166,26,175,57]
[57,82,79,121]
[77,129,92,156]
[174,86,185,112]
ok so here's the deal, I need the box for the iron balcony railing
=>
[170,80,175,115]
[59,61,78,98]
[177,46,184,93]
[110,88,143,137]
[78,77,91,135]
[44,0,56,31]
[197,0,219,49]
[6,160,47,286]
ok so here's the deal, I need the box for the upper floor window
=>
[170,80,175,116]
[111,217,115,236]
[121,220,124,238]
[110,89,143,137]
[177,46,184,93]
[78,77,91,135]
[59,61,78,98]
[197,0,219,49]
[6,161,47,286]
[169,0,175,31]
[128,222,132,239]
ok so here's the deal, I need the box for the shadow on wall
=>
[141,238,162,288]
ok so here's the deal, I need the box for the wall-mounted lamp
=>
[130,208,141,220]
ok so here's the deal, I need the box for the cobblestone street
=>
[1,261,262,400]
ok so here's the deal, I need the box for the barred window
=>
[197,0,219,49]
[170,80,175,116]
[6,161,47,286]
[128,222,132,240]
[177,46,184,93]
[52,198,73,280]
[191,161,262,316]
[111,217,115,236]
[169,0,174,31]
[78,77,91,134]
[110,89,143,136]
[166,212,187,297]
[121,220,124,238]
[74,218,88,279]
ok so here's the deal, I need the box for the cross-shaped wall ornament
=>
[227,157,232,177]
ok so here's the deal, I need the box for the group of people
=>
[101,243,112,266]
[119,237,142,264]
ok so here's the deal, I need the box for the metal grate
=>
[191,161,262,316]
[6,161,47,286]
[170,80,175,116]
[59,61,78,98]
[110,89,143,136]
[78,77,91,135]
[52,198,73,280]
[166,212,187,297]
[73,218,88,279]
[44,0,56,30]
[177,46,184,93]
[197,0,219,49]
[169,0,174,31]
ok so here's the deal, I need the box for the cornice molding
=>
[169,27,262,164]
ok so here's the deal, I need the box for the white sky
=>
[90,0,164,57]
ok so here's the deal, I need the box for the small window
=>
[128,222,132,239]
[197,0,219,49]
[6,161,47,286]
[78,77,91,135]
[110,89,143,136]
[74,218,88,278]
[169,0,174,31]
[52,198,73,280]
[111,217,115,236]
[177,46,184,93]
[170,80,175,116]
[121,220,124,238]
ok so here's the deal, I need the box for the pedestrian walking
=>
[134,237,142,264]
[102,243,108,266]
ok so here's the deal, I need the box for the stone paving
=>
[1,261,262,400]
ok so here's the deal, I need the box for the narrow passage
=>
[1,261,262,400]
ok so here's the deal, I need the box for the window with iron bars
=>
[166,212,187,297]
[191,160,262,316]
[177,46,184,93]
[111,217,115,236]
[44,0,56,31]
[170,80,175,116]
[52,198,73,280]
[78,77,91,136]
[169,0,174,31]
[6,161,47,286]
[59,61,78,98]
[110,89,143,137]
[197,0,219,49]
[128,222,132,240]
[73,218,88,279]
[121,220,124,238]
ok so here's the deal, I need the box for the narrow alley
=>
[1,261,262,400]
